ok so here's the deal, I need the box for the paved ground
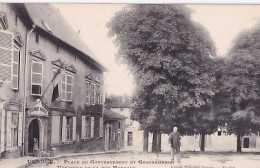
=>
[26,151,260,168]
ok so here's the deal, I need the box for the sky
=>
[53,4,260,96]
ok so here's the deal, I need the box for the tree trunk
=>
[143,129,149,152]
[156,132,161,152]
[200,133,205,152]
[152,131,158,152]
[237,132,242,152]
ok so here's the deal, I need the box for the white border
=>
[1,0,260,4]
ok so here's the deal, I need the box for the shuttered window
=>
[51,115,61,144]
[31,61,43,96]
[96,85,100,104]
[90,83,95,105]
[0,108,5,152]
[86,81,90,105]
[61,74,66,101]
[91,117,94,138]
[99,117,103,137]
[11,49,19,90]
[66,116,72,141]
[0,30,13,82]
[81,116,86,139]
[86,116,91,139]
[61,73,73,101]
[66,75,73,102]
[100,86,103,105]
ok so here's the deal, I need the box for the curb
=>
[18,150,128,168]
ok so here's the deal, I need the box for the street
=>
[27,151,260,168]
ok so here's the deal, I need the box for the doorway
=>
[244,137,249,148]
[28,119,39,154]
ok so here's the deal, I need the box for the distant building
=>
[0,4,106,158]
[105,96,144,151]
[103,109,126,151]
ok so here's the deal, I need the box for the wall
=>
[0,4,28,158]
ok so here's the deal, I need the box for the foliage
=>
[215,24,260,139]
[107,4,216,134]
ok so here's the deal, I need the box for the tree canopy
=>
[215,24,260,152]
[108,4,217,135]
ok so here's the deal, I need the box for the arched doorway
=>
[28,119,39,154]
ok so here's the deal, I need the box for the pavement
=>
[0,150,127,168]
[1,150,260,168]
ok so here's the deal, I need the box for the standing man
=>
[168,126,181,163]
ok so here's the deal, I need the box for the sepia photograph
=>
[0,1,260,168]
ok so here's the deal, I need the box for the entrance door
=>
[127,132,133,146]
[244,137,249,148]
[28,119,39,154]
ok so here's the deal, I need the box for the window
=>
[100,86,103,104]
[31,61,43,96]
[61,73,73,101]
[86,81,90,105]
[99,117,103,137]
[11,112,18,147]
[90,83,95,105]
[127,132,133,146]
[36,33,39,44]
[66,116,72,141]
[218,130,222,136]
[86,117,91,139]
[51,115,61,144]
[118,121,121,129]
[0,30,13,82]
[11,49,20,90]
[91,117,94,138]
[96,85,100,104]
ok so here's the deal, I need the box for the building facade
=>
[0,3,106,158]
[103,109,125,151]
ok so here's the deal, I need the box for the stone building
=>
[0,3,106,158]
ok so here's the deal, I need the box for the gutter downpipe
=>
[22,24,35,156]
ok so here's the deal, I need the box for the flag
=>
[51,69,61,102]
[52,84,59,102]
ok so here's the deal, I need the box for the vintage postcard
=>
[0,2,260,168]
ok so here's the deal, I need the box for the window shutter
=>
[61,74,66,101]
[51,116,60,144]
[18,112,22,146]
[66,75,73,101]
[99,117,103,137]
[62,116,67,142]
[0,30,13,81]
[0,109,5,152]
[31,61,43,95]
[72,117,76,141]
[81,116,86,139]
[86,81,90,105]
[91,117,94,138]
[6,112,12,148]
[11,49,19,90]
[100,86,103,104]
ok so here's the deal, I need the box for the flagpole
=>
[41,65,63,100]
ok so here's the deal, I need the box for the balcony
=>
[85,104,103,114]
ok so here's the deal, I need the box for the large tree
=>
[215,25,260,152]
[107,4,216,152]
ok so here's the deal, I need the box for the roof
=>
[21,4,107,71]
[103,109,126,121]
